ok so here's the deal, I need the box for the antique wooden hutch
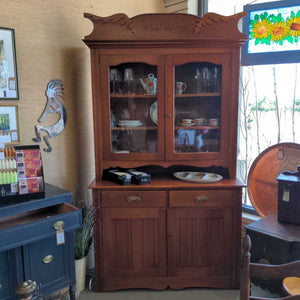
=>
[84,12,247,291]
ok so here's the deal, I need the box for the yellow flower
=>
[251,19,272,39]
[286,16,300,37]
[270,21,290,41]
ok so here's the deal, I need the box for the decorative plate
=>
[149,101,158,125]
[117,120,143,127]
[173,171,223,183]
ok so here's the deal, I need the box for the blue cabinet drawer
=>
[0,203,81,251]
[23,235,72,292]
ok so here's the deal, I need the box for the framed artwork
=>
[242,0,300,65]
[0,28,19,99]
[0,105,20,144]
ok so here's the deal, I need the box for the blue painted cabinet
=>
[0,250,17,300]
[0,184,81,300]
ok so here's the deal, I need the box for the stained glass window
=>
[242,0,300,65]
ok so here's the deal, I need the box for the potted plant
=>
[74,204,93,297]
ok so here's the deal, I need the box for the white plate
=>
[117,122,143,127]
[118,120,142,124]
[149,101,158,125]
[173,171,223,183]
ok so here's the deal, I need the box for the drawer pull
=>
[194,195,208,204]
[53,220,65,230]
[127,195,141,203]
[43,255,54,264]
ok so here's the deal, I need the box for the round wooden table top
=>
[247,143,300,217]
[283,277,300,296]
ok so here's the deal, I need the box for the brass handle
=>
[53,220,64,230]
[194,195,208,204]
[126,195,141,203]
[43,255,54,264]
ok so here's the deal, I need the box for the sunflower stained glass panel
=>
[248,5,300,53]
[242,0,300,65]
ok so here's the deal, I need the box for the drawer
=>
[169,190,236,207]
[102,191,168,207]
[23,235,70,291]
[0,203,81,251]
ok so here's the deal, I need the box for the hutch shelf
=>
[84,12,247,291]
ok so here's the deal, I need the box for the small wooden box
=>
[277,166,300,225]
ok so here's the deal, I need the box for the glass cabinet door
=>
[101,56,164,160]
[166,55,231,161]
[174,62,221,153]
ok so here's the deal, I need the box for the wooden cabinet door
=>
[167,206,237,288]
[99,54,165,163]
[165,53,238,178]
[102,208,167,279]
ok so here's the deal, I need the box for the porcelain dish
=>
[173,171,223,183]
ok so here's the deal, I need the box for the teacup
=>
[182,119,194,126]
[209,118,219,126]
[175,82,187,95]
[194,118,207,126]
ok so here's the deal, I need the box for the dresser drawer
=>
[102,191,168,207]
[169,190,236,207]
[0,203,81,251]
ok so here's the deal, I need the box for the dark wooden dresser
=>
[245,213,300,294]
[0,184,81,300]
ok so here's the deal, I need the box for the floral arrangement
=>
[250,10,300,45]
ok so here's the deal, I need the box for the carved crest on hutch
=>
[84,12,247,44]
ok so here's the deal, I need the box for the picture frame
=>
[0,27,19,99]
[0,105,20,144]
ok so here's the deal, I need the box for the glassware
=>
[110,68,122,94]
[124,68,134,94]
[201,67,211,92]
[194,68,202,93]
[212,67,221,92]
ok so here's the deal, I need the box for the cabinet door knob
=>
[0,283,2,290]
[194,195,208,204]
[53,220,65,230]
[127,195,141,202]
[43,255,54,264]
[166,114,172,118]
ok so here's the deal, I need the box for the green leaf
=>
[295,36,299,43]
[250,20,255,26]
[255,39,260,45]
[291,11,295,18]
[296,10,300,18]
[279,40,283,45]
[260,12,268,20]
[276,13,283,22]
[255,14,259,21]
[268,14,275,22]
[287,35,293,43]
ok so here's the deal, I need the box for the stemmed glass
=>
[212,67,221,92]
[110,69,122,94]
[124,68,134,94]
[201,67,211,92]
